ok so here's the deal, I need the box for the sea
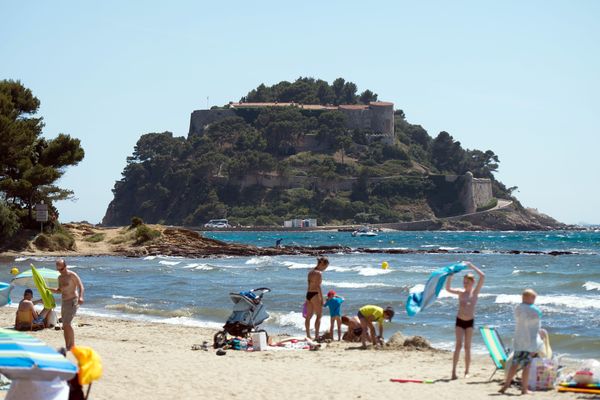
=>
[1,230,599,360]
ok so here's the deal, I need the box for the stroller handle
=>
[252,287,271,298]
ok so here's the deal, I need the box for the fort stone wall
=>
[188,109,236,138]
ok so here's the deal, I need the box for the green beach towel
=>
[31,265,56,309]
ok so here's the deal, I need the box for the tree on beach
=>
[0,80,85,236]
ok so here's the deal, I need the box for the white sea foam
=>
[357,267,391,276]
[14,257,28,262]
[439,246,459,251]
[322,280,392,289]
[158,260,181,266]
[409,284,425,294]
[112,295,136,300]
[181,263,214,271]
[271,311,330,331]
[246,256,272,265]
[494,294,600,310]
[143,256,157,260]
[583,281,600,291]
[282,261,315,270]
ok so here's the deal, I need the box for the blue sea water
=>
[1,230,599,359]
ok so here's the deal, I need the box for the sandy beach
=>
[0,308,585,400]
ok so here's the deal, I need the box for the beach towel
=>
[406,262,466,316]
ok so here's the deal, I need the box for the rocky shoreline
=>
[2,224,587,259]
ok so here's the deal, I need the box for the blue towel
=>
[406,262,466,316]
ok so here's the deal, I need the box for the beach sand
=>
[0,308,583,399]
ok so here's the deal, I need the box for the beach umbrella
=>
[11,267,59,289]
[0,283,11,307]
[0,328,77,381]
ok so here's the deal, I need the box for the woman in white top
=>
[445,261,485,380]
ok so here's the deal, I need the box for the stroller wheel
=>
[213,331,227,349]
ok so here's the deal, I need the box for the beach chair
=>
[480,325,511,381]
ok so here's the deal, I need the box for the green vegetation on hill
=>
[103,78,514,227]
[241,77,378,105]
[0,80,85,246]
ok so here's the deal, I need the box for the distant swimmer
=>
[275,238,283,248]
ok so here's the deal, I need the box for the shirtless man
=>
[15,289,46,330]
[304,256,329,340]
[445,261,485,379]
[49,259,85,350]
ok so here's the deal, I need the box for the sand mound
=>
[385,332,406,349]
[403,335,432,349]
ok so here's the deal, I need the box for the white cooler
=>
[251,332,267,351]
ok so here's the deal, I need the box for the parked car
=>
[204,219,231,228]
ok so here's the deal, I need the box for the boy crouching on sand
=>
[324,290,344,341]
[499,289,543,395]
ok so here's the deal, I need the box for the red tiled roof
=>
[338,104,369,110]
[369,101,394,107]
[229,101,393,110]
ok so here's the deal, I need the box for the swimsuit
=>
[455,317,474,330]
[353,327,363,336]
[61,297,79,325]
[512,351,536,368]
[306,292,318,301]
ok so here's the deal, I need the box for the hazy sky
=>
[1,1,599,224]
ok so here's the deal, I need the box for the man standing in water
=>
[304,256,329,340]
[50,259,84,350]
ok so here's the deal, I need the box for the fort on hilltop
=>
[189,101,395,145]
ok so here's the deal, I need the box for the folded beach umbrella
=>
[0,282,11,307]
[11,266,59,289]
[0,328,77,381]
[406,262,466,316]
[31,266,56,309]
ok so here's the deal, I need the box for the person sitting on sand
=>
[304,256,329,340]
[341,315,371,342]
[445,261,485,379]
[357,305,394,349]
[499,289,543,395]
[15,289,49,331]
[323,290,344,341]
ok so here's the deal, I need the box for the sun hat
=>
[327,290,336,297]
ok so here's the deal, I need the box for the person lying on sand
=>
[357,305,394,349]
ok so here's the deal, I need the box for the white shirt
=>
[513,303,543,352]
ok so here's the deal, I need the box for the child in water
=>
[324,290,344,341]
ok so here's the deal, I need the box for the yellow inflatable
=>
[10,267,19,275]
[382,261,389,270]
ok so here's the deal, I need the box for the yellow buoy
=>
[10,267,19,275]
[382,261,389,270]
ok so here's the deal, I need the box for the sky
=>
[1,1,599,225]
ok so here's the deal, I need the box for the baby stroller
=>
[213,287,271,348]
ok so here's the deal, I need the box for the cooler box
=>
[251,332,267,351]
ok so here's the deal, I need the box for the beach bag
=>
[528,357,558,391]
